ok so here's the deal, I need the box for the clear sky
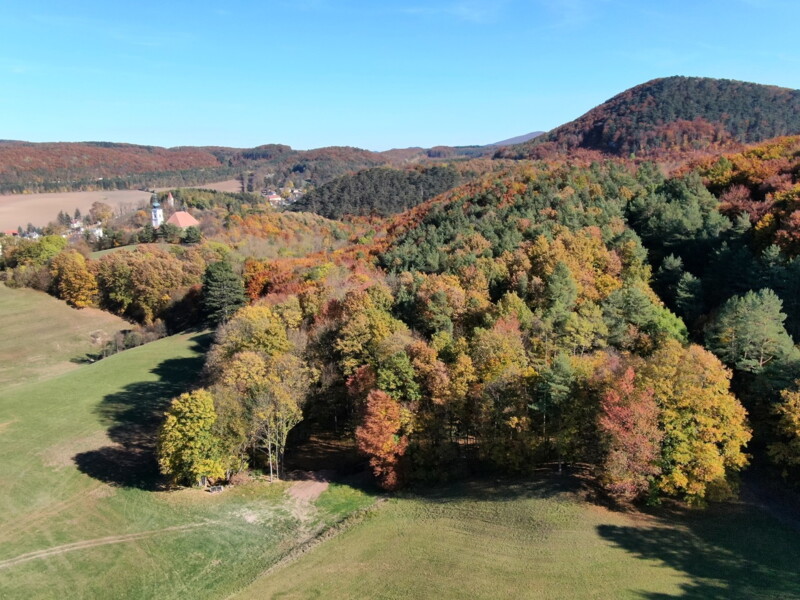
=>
[1,0,799,150]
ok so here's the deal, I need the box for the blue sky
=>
[1,0,799,150]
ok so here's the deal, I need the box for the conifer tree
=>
[202,261,246,326]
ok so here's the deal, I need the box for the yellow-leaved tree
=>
[769,381,800,473]
[639,339,751,503]
[157,389,226,486]
[50,250,98,308]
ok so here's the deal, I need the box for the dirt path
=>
[288,480,329,504]
[0,522,207,570]
[286,474,329,525]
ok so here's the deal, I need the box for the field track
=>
[0,523,207,570]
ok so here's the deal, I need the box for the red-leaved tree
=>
[598,367,663,501]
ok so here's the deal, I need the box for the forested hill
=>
[0,140,493,195]
[288,165,465,219]
[499,77,800,158]
[0,141,397,194]
[0,141,229,193]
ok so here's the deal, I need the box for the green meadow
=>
[0,284,128,387]
[234,478,800,600]
[0,311,372,599]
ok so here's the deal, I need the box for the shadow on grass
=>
[397,463,599,506]
[73,333,210,490]
[597,502,800,599]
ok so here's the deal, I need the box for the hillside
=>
[289,165,464,219]
[0,329,373,599]
[0,141,489,196]
[490,131,545,146]
[0,141,229,194]
[499,77,800,158]
[0,284,129,387]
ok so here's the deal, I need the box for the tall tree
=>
[705,289,797,373]
[157,389,226,486]
[356,390,408,490]
[639,340,751,503]
[769,381,800,474]
[49,250,98,308]
[598,367,662,501]
[203,261,246,326]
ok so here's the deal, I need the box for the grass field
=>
[155,180,242,194]
[0,330,373,599]
[0,284,129,388]
[234,477,800,600]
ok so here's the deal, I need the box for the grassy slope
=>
[234,478,800,600]
[0,284,129,387]
[89,242,179,259]
[0,331,372,599]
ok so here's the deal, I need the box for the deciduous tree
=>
[50,250,98,307]
[356,390,408,490]
[598,367,662,500]
[157,389,226,486]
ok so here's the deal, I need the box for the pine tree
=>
[202,261,247,326]
[705,289,796,373]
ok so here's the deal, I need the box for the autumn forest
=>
[3,75,800,598]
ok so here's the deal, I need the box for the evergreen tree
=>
[183,226,202,244]
[705,289,797,374]
[202,261,247,326]
[653,254,684,307]
[140,223,155,243]
[675,272,704,325]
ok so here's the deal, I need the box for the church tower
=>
[151,201,164,228]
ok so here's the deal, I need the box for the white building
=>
[151,202,164,228]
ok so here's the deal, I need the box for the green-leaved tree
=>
[203,261,247,326]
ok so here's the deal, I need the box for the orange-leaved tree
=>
[356,390,408,490]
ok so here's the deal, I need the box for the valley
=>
[2,70,800,600]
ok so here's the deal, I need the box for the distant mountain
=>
[0,140,493,195]
[489,131,544,146]
[499,77,800,158]
[0,141,227,193]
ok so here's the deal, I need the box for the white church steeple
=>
[151,201,164,228]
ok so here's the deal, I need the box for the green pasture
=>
[0,330,372,599]
[234,477,800,600]
[0,284,129,388]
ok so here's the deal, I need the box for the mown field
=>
[0,321,372,599]
[0,189,151,231]
[155,179,242,194]
[0,285,129,387]
[235,477,800,600]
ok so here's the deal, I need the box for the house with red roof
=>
[166,211,200,228]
